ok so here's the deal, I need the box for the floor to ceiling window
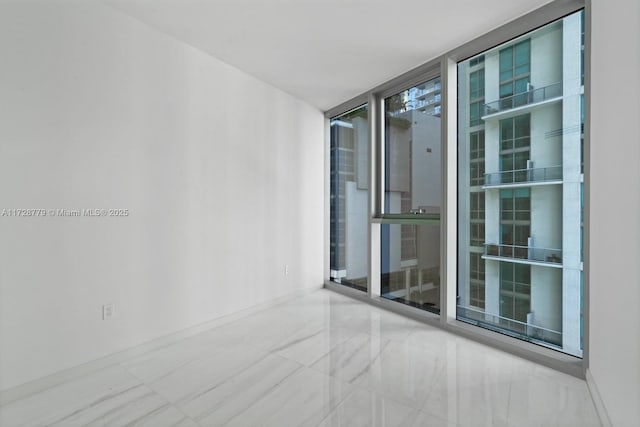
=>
[457,9,585,357]
[326,3,586,365]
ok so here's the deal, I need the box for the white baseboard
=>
[0,284,322,406]
[586,369,613,427]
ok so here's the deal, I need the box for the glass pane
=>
[329,105,369,292]
[384,77,441,215]
[469,73,478,91]
[457,10,584,357]
[470,102,480,126]
[381,77,441,314]
[499,46,513,72]
[514,225,530,244]
[515,264,531,282]
[515,65,530,77]
[514,115,529,137]
[499,83,513,98]
[500,262,514,280]
[514,40,530,67]
[514,78,528,94]
[501,118,513,140]
[500,155,512,172]
[514,151,529,169]
[381,224,440,314]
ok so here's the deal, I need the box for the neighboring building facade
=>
[457,11,584,357]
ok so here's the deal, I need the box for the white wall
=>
[530,104,563,169]
[530,266,561,332]
[0,0,324,391]
[530,22,562,88]
[589,0,640,425]
[531,186,562,249]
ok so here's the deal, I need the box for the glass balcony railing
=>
[483,82,563,116]
[484,166,562,187]
[414,96,441,110]
[457,306,562,347]
[484,243,562,265]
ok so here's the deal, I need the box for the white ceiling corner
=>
[103,0,553,111]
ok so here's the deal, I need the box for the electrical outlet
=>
[285,264,289,276]
[102,304,115,320]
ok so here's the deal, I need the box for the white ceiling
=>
[104,0,553,111]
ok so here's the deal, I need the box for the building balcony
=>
[413,95,441,110]
[415,84,441,99]
[482,82,562,119]
[457,306,562,348]
[483,243,563,267]
[483,166,562,188]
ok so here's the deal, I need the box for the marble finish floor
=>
[0,289,601,427]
